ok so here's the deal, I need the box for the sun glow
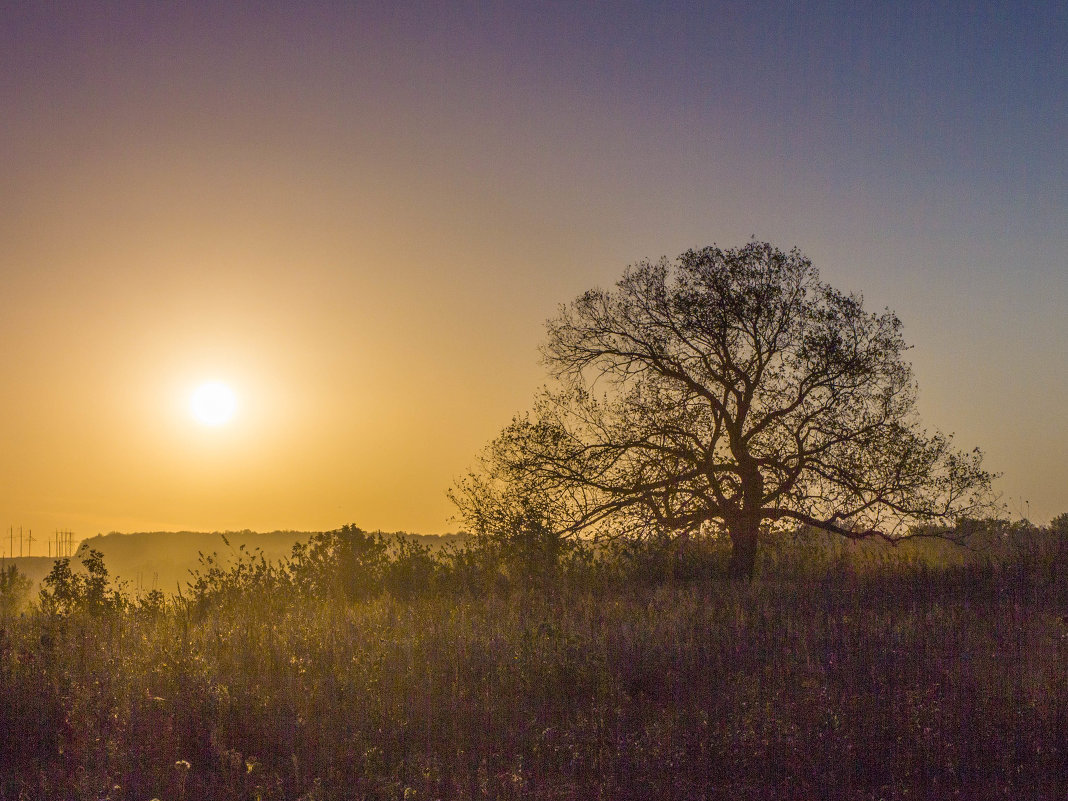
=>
[190,381,238,426]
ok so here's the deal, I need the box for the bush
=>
[286,525,388,601]
[39,549,128,616]
[437,538,510,597]
[383,536,441,599]
[186,537,289,613]
[0,564,32,616]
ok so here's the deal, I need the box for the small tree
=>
[456,242,995,580]
[0,564,32,615]
[40,549,128,615]
[450,443,570,584]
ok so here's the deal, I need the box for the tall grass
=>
[1,520,1066,800]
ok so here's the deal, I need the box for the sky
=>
[1,1,1065,547]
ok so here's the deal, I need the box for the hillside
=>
[8,528,468,598]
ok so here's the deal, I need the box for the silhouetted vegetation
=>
[453,243,995,580]
[27,529,467,602]
[38,550,129,616]
[1,518,1066,799]
[0,564,32,616]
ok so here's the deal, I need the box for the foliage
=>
[136,587,168,615]
[0,564,33,616]
[286,525,388,602]
[382,536,442,599]
[454,242,996,579]
[38,549,128,616]
[449,447,571,581]
[185,536,289,614]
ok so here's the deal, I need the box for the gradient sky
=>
[1,2,1065,545]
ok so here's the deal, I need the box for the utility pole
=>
[26,529,34,558]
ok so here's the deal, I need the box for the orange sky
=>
[1,4,1065,546]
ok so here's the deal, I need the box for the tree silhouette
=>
[454,242,994,580]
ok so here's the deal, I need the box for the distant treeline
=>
[2,527,471,603]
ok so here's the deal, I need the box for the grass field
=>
[1,522,1066,800]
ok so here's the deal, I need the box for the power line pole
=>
[26,529,34,558]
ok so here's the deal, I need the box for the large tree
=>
[453,242,994,579]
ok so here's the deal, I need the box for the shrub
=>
[39,549,128,616]
[0,564,32,616]
[383,536,441,599]
[186,537,289,612]
[286,525,388,601]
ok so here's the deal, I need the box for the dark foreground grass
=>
[2,553,1067,800]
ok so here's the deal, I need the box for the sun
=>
[190,381,238,426]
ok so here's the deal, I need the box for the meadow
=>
[1,521,1066,800]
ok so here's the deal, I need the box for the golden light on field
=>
[190,382,238,427]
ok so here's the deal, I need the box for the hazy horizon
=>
[2,3,1064,542]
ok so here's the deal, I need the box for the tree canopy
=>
[452,242,994,579]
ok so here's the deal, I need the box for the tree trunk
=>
[672,529,691,581]
[727,517,759,581]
